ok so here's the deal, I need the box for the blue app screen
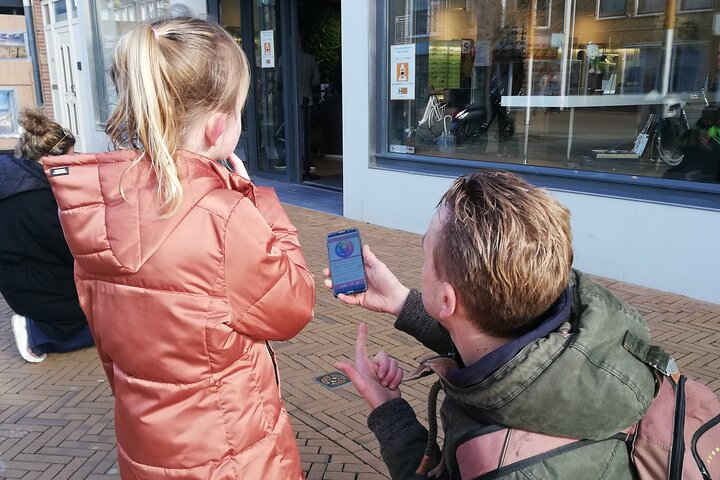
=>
[328,232,365,292]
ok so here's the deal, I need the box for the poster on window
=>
[474,40,490,67]
[429,41,461,89]
[260,30,275,68]
[390,44,415,100]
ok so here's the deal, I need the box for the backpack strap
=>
[622,330,681,385]
[454,427,629,479]
[407,355,460,477]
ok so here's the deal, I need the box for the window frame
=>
[634,0,664,16]
[375,1,720,210]
[534,0,552,29]
[596,0,628,19]
[0,89,20,138]
[635,0,713,15]
[678,0,713,11]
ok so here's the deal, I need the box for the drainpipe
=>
[23,0,44,106]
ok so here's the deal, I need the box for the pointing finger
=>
[334,362,361,386]
[355,322,369,364]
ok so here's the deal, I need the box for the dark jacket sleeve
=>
[394,289,455,356]
[367,398,446,480]
[36,191,75,266]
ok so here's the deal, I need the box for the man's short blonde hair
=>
[436,170,573,337]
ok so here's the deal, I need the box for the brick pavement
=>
[1,204,719,479]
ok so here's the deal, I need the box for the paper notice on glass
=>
[390,44,415,100]
[474,40,490,67]
[260,30,275,68]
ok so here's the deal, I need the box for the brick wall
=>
[31,0,53,119]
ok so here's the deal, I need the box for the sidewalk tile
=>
[0,204,717,479]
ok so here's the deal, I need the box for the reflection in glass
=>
[387,0,720,184]
[253,3,286,173]
[53,0,68,22]
[0,90,19,136]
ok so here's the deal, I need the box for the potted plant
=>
[586,42,603,94]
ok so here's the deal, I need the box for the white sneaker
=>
[11,315,46,363]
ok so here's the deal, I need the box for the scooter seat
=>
[461,104,485,112]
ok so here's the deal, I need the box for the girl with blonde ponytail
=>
[44,16,315,480]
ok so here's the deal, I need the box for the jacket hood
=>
[0,153,49,200]
[43,150,255,276]
[441,270,657,439]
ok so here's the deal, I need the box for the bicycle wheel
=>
[656,117,686,166]
[498,117,516,143]
[455,123,470,145]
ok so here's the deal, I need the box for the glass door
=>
[218,0,253,174]
[253,1,292,176]
[218,0,294,179]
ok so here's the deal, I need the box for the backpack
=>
[418,331,720,479]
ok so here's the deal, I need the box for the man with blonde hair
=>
[328,170,656,479]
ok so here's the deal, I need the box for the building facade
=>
[341,0,720,302]
[0,1,42,151]
[30,0,720,302]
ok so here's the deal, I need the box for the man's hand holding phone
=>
[324,244,410,317]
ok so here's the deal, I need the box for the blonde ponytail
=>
[106,17,251,216]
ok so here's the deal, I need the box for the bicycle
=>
[649,101,690,166]
[418,94,446,130]
[592,100,689,166]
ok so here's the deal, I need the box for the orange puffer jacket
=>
[44,150,315,479]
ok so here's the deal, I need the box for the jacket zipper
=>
[668,375,687,479]
[266,341,279,386]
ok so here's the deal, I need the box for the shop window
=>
[598,0,627,18]
[382,0,720,186]
[0,90,19,137]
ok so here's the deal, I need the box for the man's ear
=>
[437,281,458,320]
[204,112,229,147]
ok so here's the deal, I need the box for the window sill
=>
[373,152,720,211]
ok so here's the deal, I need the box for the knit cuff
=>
[367,398,421,451]
[395,288,431,338]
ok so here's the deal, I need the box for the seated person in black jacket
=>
[0,108,93,363]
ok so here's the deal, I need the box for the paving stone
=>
[0,204,717,479]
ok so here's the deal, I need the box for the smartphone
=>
[326,228,368,297]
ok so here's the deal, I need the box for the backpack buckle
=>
[406,354,459,381]
[623,331,680,383]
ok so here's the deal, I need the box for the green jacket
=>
[367,270,656,479]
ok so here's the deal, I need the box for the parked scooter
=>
[453,76,515,146]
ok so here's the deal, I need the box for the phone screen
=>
[327,228,367,297]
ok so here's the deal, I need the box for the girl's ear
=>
[204,112,229,147]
